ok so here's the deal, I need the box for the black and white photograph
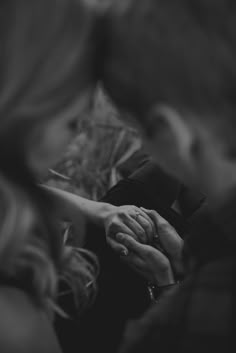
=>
[0,1,235,352]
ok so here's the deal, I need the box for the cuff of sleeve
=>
[147,282,180,302]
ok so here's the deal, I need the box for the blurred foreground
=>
[45,90,147,200]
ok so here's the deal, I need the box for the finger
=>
[116,233,146,254]
[135,208,155,228]
[112,206,154,242]
[141,208,183,273]
[143,209,182,243]
[142,207,182,242]
[108,221,139,241]
[131,210,156,243]
[136,213,156,244]
[123,216,148,243]
[122,247,172,284]
[140,207,174,233]
[140,207,169,228]
[107,237,129,257]
[140,208,160,240]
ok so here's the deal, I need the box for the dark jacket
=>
[119,195,236,353]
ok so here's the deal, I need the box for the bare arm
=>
[42,184,114,227]
[41,185,156,252]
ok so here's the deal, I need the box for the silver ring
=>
[134,210,141,221]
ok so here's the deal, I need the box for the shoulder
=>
[0,286,62,353]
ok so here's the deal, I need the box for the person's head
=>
[102,0,236,203]
[0,0,102,177]
[0,0,101,316]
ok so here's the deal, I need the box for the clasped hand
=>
[105,205,184,286]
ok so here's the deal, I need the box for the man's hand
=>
[141,208,184,276]
[116,233,175,286]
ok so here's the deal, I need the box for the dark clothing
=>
[55,161,203,353]
[119,196,236,353]
[80,164,187,353]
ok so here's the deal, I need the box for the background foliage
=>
[45,89,146,200]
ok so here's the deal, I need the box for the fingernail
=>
[120,249,128,256]
[116,234,123,241]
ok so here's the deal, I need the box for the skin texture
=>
[43,184,181,286]
[117,208,184,285]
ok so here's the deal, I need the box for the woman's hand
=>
[104,205,156,255]
[116,233,175,286]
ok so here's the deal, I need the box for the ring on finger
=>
[134,209,142,221]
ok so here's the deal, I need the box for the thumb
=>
[107,237,129,257]
[116,233,144,254]
[140,207,160,234]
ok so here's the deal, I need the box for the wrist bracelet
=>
[147,282,179,302]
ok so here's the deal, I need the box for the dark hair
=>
[102,0,236,146]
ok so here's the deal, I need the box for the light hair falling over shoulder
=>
[0,0,102,318]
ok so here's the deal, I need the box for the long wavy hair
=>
[0,0,101,318]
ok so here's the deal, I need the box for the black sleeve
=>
[55,162,187,353]
[77,165,187,353]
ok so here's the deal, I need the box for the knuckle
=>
[121,210,127,217]
[109,223,117,232]
[138,230,145,238]
[139,217,147,225]
[117,234,125,243]
[110,216,118,225]
[123,239,130,248]
[159,220,169,230]
[120,211,128,220]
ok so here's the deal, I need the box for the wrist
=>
[152,264,175,287]
[96,202,116,227]
[148,281,179,302]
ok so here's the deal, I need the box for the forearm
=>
[41,185,115,227]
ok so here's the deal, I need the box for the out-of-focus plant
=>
[45,89,145,200]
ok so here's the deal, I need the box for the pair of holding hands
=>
[104,206,184,286]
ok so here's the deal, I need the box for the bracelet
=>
[147,282,179,302]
